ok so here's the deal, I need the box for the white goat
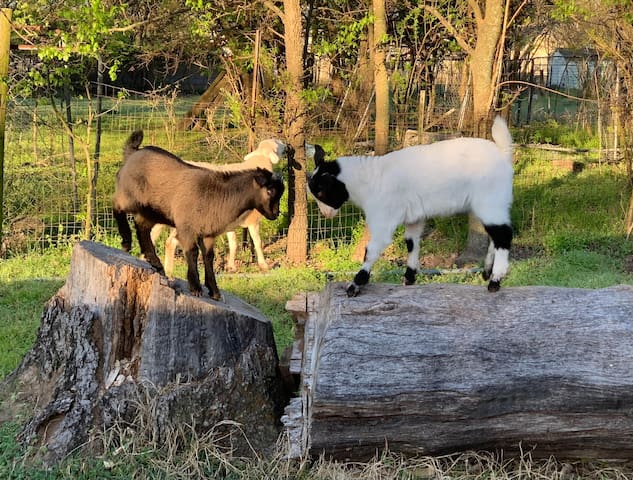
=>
[307,116,514,296]
[151,139,285,276]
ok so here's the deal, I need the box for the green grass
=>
[0,249,70,378]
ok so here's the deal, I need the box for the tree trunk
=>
[0,241,286,467]
[283,282,633,461]
[353,2,390,263]
[372,0,389,156]
[178,71,228,130]
[456,0,506,265]
[469,0,504,136]
[283,0,309,264]
[0,8,10,243]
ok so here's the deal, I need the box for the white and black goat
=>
[150,138,286,276]
[112,131,285,300]
[307,116,514,296]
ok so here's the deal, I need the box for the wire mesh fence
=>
[1,82,630,269]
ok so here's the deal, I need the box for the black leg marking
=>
[353,269,370,286]
[405,238,414,253]
[347,269,370,297]
[483,224,513,250]
[346,283,361,297]
[483,224,512,291]
[114,210,132,252]
[403,267,417,285]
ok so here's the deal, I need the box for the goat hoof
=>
[487,280,501,292]
[258,263,270,272]
[403,267,417,286]
[482,269,492,281]
[346,283,361,297]
[190,289,202,297]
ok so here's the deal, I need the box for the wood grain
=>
[283,282,633,460]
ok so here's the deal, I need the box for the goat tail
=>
[123,130,144,160]
[491,116,513,161]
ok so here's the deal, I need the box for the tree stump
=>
[283,282,633,461]
[0,240,286,466]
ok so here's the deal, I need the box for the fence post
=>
[0,8,12,245]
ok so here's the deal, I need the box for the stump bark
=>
[0,240,286,466]
[283,282,633,461]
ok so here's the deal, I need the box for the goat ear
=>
[269,151,280,164]
[253,169,271,187]
[314,144,326,167]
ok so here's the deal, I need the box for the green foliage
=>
[314,13,375,59]
[15,0,131,88]
[513,119,600,149]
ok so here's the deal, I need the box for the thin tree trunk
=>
[63,85,79,213]
[353,1,390,262]
[90,57,104,238]
[283,0,308,264]
[459,0,506,263]
[373,0,389,155]
[0,8,11,243]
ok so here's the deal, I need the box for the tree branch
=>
[467,0,482,25]
[263,0,284,23]
[422,4,473,56]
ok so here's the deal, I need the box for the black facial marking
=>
[314,144,326,167]
[405,238,414,253]
[484,224,513,250]
[308,160,349,209]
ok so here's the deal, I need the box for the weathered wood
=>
[282,282,633,461]
[0,240,285,466]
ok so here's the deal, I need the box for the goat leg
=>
[113,209,133,252]
[183,243,203,296]
[200,237,221,301]
[247,222,269,271]
[347,223,393,297]
[134,218,165,275]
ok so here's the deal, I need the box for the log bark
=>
[283,282,633,461]
[0,240,286,466]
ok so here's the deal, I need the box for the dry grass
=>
[91,385,633,479]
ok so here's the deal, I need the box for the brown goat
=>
[112,131,285,300]
[150,138,286,275]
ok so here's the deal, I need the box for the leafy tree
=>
[12,0,132,238]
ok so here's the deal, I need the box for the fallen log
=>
[283,282,633,461]
[0,240,286,466]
